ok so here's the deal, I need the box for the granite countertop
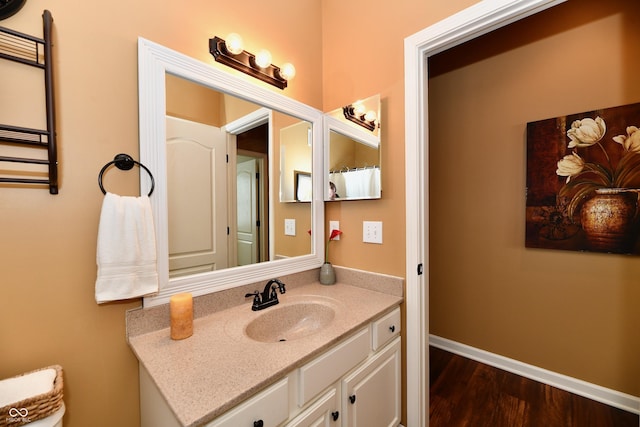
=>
[127,268,403,427]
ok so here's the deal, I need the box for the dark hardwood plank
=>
[429,346,638,427]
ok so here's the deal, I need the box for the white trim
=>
[404,1,568,426]
[430,335,640,415]
[223,107,271,135]
[223,108,274,264]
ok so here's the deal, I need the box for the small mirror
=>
[324,94,381,201]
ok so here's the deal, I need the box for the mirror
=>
[324,94,381,201]
[138,38,324,307]
[165,74,314,276]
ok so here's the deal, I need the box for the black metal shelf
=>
[0,10,58,194]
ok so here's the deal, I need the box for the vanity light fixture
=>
[342,104,378,132]
[209,34,295,90]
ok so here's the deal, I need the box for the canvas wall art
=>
[526,102,640,254]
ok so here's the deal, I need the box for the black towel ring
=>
[98,153,155,197]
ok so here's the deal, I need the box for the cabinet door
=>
[342,338,401,427]
[286,387,340,427]
[207,378,289,427]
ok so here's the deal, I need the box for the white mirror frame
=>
[404,0,567,425]
[138,37,325,307]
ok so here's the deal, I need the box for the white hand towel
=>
[95,192,158,304]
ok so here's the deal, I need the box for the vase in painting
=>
[580,190,639,253]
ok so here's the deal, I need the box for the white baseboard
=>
[429,334,640,415]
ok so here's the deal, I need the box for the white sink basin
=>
[244,301,336,343]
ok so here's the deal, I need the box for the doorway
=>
[403,1,567,426]
[235,123,269,266]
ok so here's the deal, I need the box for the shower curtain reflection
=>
[329,166,380,199]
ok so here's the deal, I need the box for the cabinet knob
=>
[332,411,340,421]
[389,325,396,333]
[254,421,264,427]
[349,394,356,404]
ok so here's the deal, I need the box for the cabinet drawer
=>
[372,307,401,351]
[298,327,370,406]
[286,387,339,427]
[207,378,289,427]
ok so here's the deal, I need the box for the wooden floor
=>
[429,346,638,427]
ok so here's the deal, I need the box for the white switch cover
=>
[284,219,296,236]
[363,221,383,244]
[329,221,340,240]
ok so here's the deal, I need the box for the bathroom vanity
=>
[127,268,403,427]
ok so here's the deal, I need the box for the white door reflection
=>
[236,157,259,265]
[166,116,228,277]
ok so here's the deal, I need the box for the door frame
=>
[224,108,273,264]
[403,1,567,425]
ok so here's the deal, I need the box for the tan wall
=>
[328,133,378,171]
[277,120,313,257]
[429,0,640,395]
[0,1,321,426]
[321,0,478,276]
[166,74,224,126]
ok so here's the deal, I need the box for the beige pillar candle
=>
[170,292,193,340]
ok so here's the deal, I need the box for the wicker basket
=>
[0,365,63,427]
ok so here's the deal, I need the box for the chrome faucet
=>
[245,278,286,311]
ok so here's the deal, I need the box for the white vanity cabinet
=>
[286,337,401,427]
[139,306,401,427]
[286,307,402,427]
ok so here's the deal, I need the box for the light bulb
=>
[364,110,377,122]
[352,104,366,117]
[280,63,296,81]
[225,33,244,55]
[255,49,272,68]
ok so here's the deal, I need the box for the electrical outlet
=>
[363,221,383,244]
[329,221,340,240]
[284,219,296,236]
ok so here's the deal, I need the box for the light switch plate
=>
[284,219,296,236]
[329,221,340,240]
[363,221,383,244]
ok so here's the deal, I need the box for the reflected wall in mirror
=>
[138,38,324,307]
[324,94,381,201]
[280,120,312,202]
